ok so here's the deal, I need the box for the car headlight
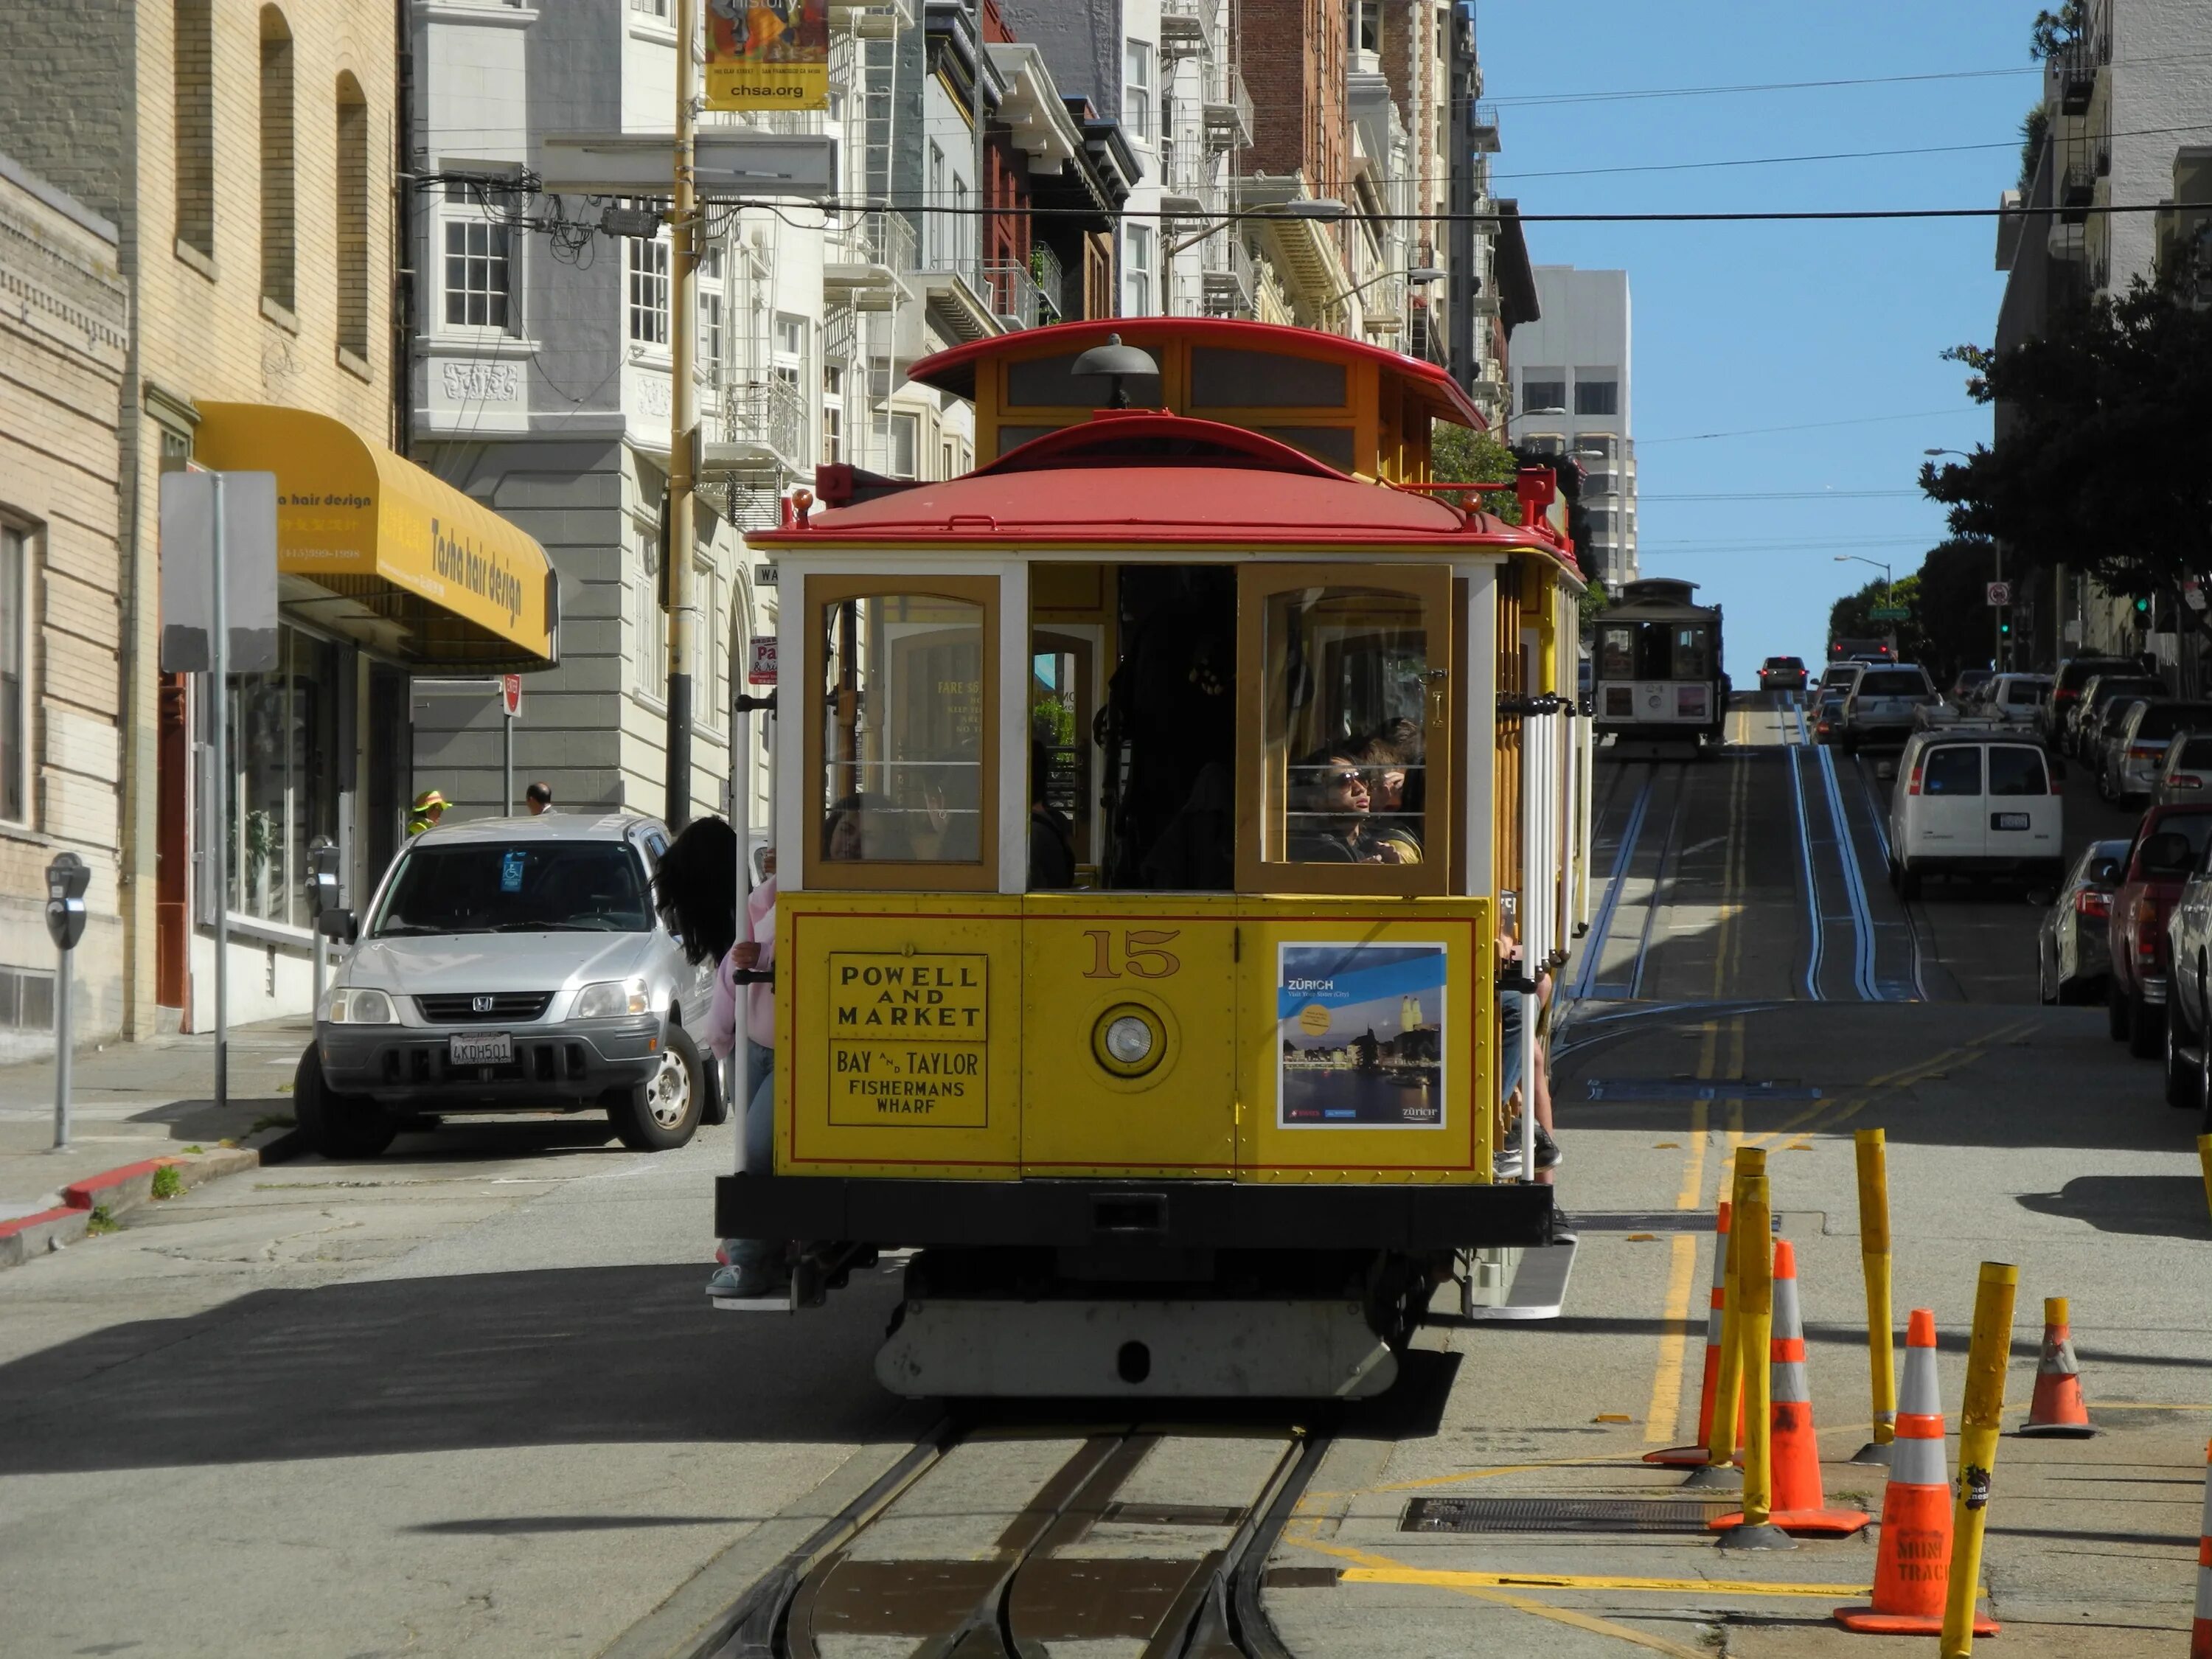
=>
[322,987,396,1024]
[572,977,650,1020]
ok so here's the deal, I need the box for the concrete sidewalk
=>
[0,1016,307,1223]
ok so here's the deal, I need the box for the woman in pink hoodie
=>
[653,818,780,1298]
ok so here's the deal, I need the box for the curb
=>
[0,1124,293,1270]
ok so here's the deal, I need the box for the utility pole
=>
[664,0,700,829]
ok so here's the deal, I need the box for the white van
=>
[1888,730,2065,897]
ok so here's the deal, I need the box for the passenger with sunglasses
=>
[1287,749,1405,864]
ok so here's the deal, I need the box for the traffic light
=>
[2135,597,2152,614]
[2000,619,2011,636]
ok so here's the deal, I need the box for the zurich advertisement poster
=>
[1276,942,1447,1129]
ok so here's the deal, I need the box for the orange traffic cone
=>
[2189,1439,2212,1659]
[1646,1200,1733,1467]
[1713,1239,1869,1537]
[1835,1309,1998,1635]
[2017,1295,2096,1437]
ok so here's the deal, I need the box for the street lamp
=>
[1833,554,1894,607]
[1324,265,1444,310]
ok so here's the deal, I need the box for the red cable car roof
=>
[905,316,1490,431]
[753,414,1565,555]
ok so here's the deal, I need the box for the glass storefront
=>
[224,624,343,929]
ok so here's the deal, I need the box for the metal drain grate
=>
[1402,1497,1732,1534]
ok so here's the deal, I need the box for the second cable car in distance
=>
[723,318,1593,1399]
[1590,577,1729,751]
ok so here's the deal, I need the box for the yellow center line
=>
[1338,1565,1874,1599]
[1285,1528,1715,1659]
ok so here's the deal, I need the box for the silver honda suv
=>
[297,813,717,1158]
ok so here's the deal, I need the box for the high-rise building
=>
[1507,267,1636,591]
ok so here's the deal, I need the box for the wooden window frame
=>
[802,573,1001,893]
[1234,563,1454,897]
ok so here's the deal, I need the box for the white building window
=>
[1521,371,1566,414]
[1124,40,1152,145]
[928,143,949,267]
[698,563,720,718]
[627,235,669,346]
[1574,373,1620,417]
[0,524,26,825]
[442,218,512,329]
[821,364,844,463]
[1124,223,1152,316]
[871,410,919,477]
[699,243,725,369]
[637,523,667,698]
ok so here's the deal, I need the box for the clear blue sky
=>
[1477,1,2034,669]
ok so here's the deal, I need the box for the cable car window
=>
[1006,352,1159,409]
[1262,588,1429,866]
[995,424,1062,457]
[1670,625,1711,680]
[819,593,986,866]
[1253,425,1357,471]
[1190,348,1346,409]
[1598,625,1633,680]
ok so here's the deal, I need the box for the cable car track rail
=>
[699,1419,1330,1659]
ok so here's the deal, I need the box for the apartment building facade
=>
[0,0,554,1036]
[1996,0,2212,665]
[0,157,131,1057]
[1508,266,1636,591]
[408,0,1132,839]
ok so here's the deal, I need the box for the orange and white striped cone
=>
[1835,1309,1997,1635]
[1714,1239,1869,1537]
[2017,1295,2096,1437]
[1646,1199,1733,1467]
[2191,1438,2212,1659]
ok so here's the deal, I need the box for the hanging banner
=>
[705,0,830,111]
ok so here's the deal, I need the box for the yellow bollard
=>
[1716,1170,1794,1549]
[1851,1128,1897,1466]
[2198,1134,2212,1228]
[1941,1261,2020,1656]
[1692,1148,1766,1487]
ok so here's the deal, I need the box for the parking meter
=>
[306,837,341,918]
[44,852,88,951]
[45,852,88,1148]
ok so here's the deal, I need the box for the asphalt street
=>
[1,692,2206,1657]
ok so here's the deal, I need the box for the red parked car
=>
[2107,804,2212,1057]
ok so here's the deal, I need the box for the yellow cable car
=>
[725,319,1593,1397]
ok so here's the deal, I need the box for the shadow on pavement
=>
[2017,1175,2212,1241]
[0,1264,917,1476]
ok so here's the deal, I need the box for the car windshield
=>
[370,841,651,936]
[1859,670,1927,697]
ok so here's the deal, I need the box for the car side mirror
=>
[318,908,358,945]
[2143,832,2194,877]
[2090,858,2122,886]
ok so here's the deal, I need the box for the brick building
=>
[0,155,131,1057]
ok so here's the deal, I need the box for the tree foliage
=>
[1919,282,2212,607]
[1430,422,1600,591]
[2028,0,2088,59]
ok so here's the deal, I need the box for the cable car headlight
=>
[1092,1005,1166,1077]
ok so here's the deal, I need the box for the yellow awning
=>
[192,403,556,669]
